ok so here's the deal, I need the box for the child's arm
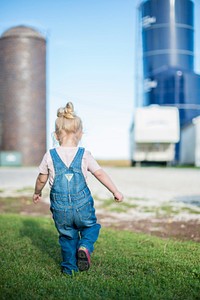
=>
[33,173,48,203]
[93,169,123,202]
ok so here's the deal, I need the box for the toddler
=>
[33,102,123,276]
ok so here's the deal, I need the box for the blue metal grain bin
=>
[139,0,200,127]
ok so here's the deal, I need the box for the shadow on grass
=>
[20,218,60,265]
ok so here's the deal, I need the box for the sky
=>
[0,0,200,160]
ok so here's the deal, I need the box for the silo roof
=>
[1,25,45,39]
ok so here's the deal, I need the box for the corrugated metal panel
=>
[141,0,194,74]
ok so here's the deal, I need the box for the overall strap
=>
[70,147,85,169]
[50,148,66,173]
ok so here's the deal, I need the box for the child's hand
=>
[113,191,124,202]
[33,193,42,204]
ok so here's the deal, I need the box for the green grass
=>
[15,187,34,193]
[141,205,200,217]
[97,197,138,213]
[96,196,200,216]
[0,214,200,300]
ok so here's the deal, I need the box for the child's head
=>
[55,102,83,145]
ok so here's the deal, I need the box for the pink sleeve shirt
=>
[39,146,101,187]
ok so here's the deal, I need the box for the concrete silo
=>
[0,25,46,166]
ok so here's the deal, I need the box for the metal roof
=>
[1,25,45,39]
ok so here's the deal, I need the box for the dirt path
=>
[0,198,199,242]
[0,167,199,242]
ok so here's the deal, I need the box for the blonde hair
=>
[55,102,83,143]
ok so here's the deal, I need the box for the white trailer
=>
[130,105,180,164]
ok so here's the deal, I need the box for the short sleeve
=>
[39,152,49,175]
[85,151,101,174]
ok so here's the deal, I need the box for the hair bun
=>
[64,102,75,119]
[57,107,65,117]
[57,102,75,119]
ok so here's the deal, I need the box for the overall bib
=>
[50,147,101,275]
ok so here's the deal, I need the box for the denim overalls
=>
[50,147,101,275]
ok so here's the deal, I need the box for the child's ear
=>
[54,132,59,141]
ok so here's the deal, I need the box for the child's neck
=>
[60,136,79,147]
[60,141,78,147]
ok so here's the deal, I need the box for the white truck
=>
[130,105,180,165]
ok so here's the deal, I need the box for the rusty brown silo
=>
[0,25,46,166]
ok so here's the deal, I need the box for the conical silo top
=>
[1,25,45,39]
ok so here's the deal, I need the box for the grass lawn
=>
[0,214,200,300]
